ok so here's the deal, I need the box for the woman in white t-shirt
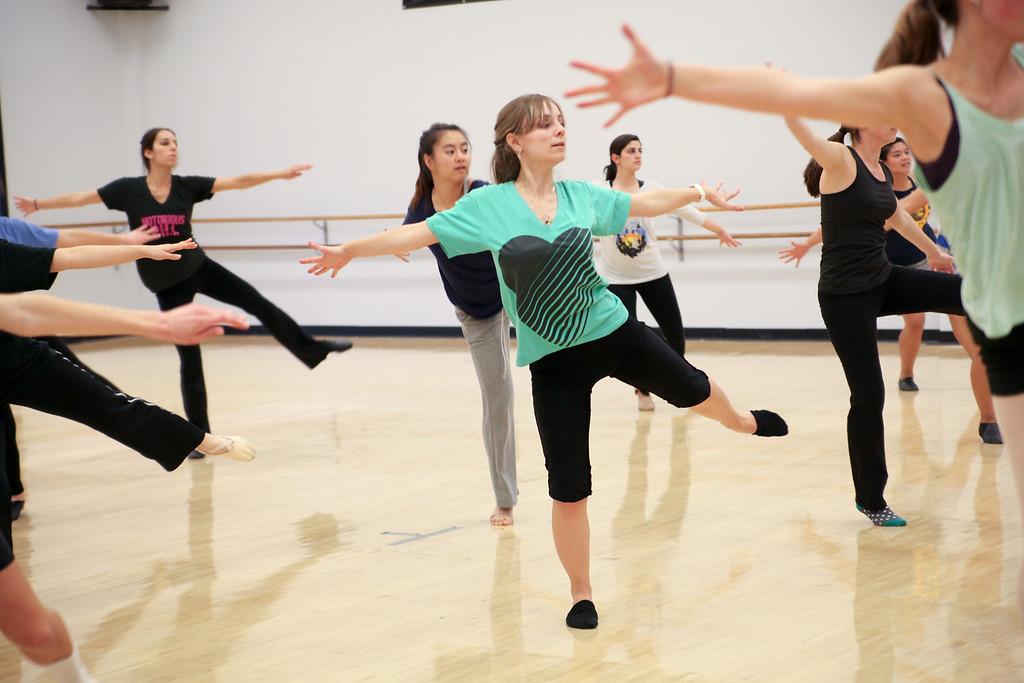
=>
[597,134,741,411]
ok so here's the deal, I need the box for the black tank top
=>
[818,147,897,295]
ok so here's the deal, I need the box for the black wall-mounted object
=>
[403,0,501,8]
[87,1,168,10]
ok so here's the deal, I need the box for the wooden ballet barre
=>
[42,200,820,230]
[193,231,815,251]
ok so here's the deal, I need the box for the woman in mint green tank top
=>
[569,0,1024,607]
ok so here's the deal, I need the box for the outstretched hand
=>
[143,239,197,261]
[566,24,669,127]
[779,241,811,267]
[300,241,352,278]
[156,303,249,346]
[13,195,37,216]
[280,164,314,180]
[125,225,162,245]
[703,182,744,212]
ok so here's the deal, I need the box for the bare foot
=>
[490,506,514,526]
[197,435,255,462]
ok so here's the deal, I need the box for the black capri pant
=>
[968,319,1024,397]
[530,317,711,502]
[818,266,964,511]
[1,341,204,560]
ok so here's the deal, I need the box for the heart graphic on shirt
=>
[498,227,604,347]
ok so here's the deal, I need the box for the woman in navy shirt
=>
[403,123,518,526]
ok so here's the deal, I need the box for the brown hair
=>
[409,123,468,210]
[140,127,175,172]
[802,126,861,198]
[875,0,957,70]
[491,94,563,184]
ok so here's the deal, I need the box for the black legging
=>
[530,317,711,503]
[608,274,686,396]
[156,258,331,432]
[0,340,204,559]
[818,266,964,511]
[2,337,118,498]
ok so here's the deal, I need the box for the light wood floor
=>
[1,336,1020,682]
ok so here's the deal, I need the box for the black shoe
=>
[305,339,354,369]
[187,450,206,460]
[752,410,788,437]
[979,423,1003,445]
[322,339,353,354]
[566,600,598,629]
[898,377,919,392]
[10,500,24,521]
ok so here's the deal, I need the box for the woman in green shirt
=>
[301,93,788,629]
[567,0,1024,601]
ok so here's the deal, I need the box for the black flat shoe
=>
[10,500,25,521]
[898,377,919,392]
[187,450,206,460]
[752,410,788,437]
[979,422,1003,445]
[566,600,598,629]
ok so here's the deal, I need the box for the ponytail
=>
[803,126,859,198]
[492,139,521,185]
[875,0,956,70]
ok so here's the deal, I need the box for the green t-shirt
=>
[913,45,1024,339]
[427,180,632,366]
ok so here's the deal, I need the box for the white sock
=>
[42,644,96,683]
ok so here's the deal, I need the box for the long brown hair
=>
[802,126,861,198]
[409,123,468,210]
[491,94,563,184]
[875,0,957,70]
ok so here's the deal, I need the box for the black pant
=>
[156,258,328,432]
[0,341,203,557]
[2,337,118,498]
[817,266,964,510]
[968,319,1024,396]
[608,275,686,396]
[530,317,711,503]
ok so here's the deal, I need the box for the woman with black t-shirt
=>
[15,128,351,446]
[403,123,518,526]
[784,117,965,527]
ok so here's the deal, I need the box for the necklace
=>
[516,182,556,224]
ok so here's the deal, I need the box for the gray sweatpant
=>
[455,307,518,508]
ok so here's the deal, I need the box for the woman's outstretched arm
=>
[0,294,248,345]
[300,222,438,278]
[566,25,950,158]
[212,164,312,192]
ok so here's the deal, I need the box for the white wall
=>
[1,0,932,332]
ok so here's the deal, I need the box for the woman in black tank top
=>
[785,116,971,527]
